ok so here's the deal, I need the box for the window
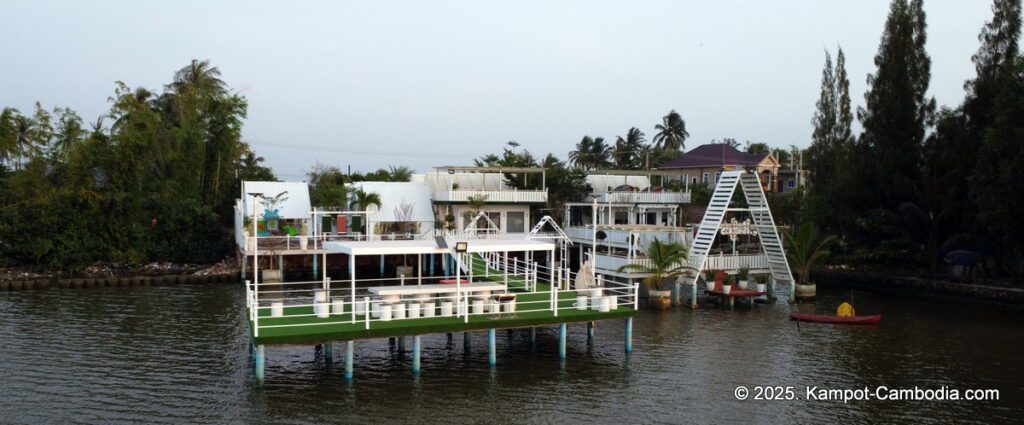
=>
[787,179,796,188]
[691,177,697,185]
[507,211,525,233]
[702,173,709,184]
[715,172,721,183]
[487,212,502,231]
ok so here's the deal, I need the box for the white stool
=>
[271,301,284,317]
[371,301,382,318]
[598,296,611,313]
[488,299,501,314]
[590,293,604,311]
[393,302,406,319]
[422,301,436,318]
[314,289,329,303]
[408,302,421,319]
[440,301,454,317]
[576,295,588,311]
[355,299,367,316]
[380,304,393,321]
[472,298,485,315]
[609,295,618,310]
[331,297,345,315]
[503,299,516,313]
[314,300,330,318]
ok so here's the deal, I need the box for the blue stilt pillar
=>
[412,335,422,374]
[625,317,633,353]
[691,283,698,309]
[558,323,567,359]
[587,321,595,341]
[529,327,536,348]
[398,336,405,352]
[254,345,265,385]
[344,341,354,380]
[324,342,333,363]
[488,329,496,366]
[463,332,471,353]
[312,254,318,277]
[380,254,385,277]
[430,254,436,276]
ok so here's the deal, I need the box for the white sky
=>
[0,1,993,180]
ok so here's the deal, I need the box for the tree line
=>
[804,0,1024,280]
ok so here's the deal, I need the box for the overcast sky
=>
[1,1,993,179]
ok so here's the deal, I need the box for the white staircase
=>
[686,171,794,288]
[687,172,740,286]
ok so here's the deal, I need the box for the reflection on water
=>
[1,284,1022,424]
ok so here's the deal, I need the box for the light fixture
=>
[455,241,468,253]
[448,168,456,175]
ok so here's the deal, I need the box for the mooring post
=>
[254,345,266,385]
[625,317,633,353]
[587,321,595,341]
[691,283,698,309]
[344,341,354,380]
[412,335,422,374]
[529,327,537,348]
[324,342,333,363]
[672,281,682,306]
[398,336,405,352]
[464,332,471,353]
[558,323,567,359]
[488,329,497,366]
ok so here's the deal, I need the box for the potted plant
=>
[783,223,837,301]
[753,273,769,293]
[703,269,717,291]
[722,275,734,295]
[617,239,695,310]
[737,267,749,290]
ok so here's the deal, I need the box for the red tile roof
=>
[657,144,767,169]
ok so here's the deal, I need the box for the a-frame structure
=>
[528,215,572,270]
[687,170,794,291]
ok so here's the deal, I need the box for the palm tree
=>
[783,223,836,286]
[569,136,612,170]
[616,239,696,303]
[387,165,413,182]
[0,107,19,168]
[653,110,690,153]
[350,188,382,211]
[614,127,647,169]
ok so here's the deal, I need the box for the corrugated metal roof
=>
[241,181,312,219]
[350,182,435,224]
[586,175,652,192]
[658,144,768,169]
[412,172,512,191]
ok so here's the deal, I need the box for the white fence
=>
[433,189,548,203]
[596,191,691,204]
[245,254,637,337]
[593,253,769,274]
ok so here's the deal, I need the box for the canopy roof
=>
[241,181,312,219]
[324,238,556,256]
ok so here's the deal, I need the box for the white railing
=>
[434,230,530,240]
[565,226,689,247]
[241,232,424,252]
[596,191,691,204]
[434,189,548,203]
[702,254,769,271]
[246,253,638,335]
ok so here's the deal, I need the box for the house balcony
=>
[595,191,690,204]
[433,189,548,203]
[565,225,691,248]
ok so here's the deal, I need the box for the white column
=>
[349,254,356,323]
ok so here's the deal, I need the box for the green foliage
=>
[616,239,695,291]
[0,59,273,271]
[783,223,837,285]
[569,136,613,170]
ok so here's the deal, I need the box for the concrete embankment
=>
[818,269,1024,313]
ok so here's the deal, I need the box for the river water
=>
[1,283,1022,424]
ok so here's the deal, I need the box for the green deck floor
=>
[250,256,636,345]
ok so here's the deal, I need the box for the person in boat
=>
[836,302,855,317]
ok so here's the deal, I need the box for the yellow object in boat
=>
[836,302,855,317]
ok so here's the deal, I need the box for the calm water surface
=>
[1,283,1022,424]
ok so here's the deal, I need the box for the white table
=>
[368,282,507,303]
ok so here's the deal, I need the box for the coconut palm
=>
[350,188,382,211]
[782,223,836,285]
[616,239,696,291]
[613,127,648,169]
[569,136,612,170]
[653,110,690,152]
[387,165,413,182]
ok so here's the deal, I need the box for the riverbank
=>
[0,258,240,291]
[817,269,1024,313]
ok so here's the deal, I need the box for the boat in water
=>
[789,313,882,325]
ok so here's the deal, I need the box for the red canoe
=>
[789,313,882,325]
